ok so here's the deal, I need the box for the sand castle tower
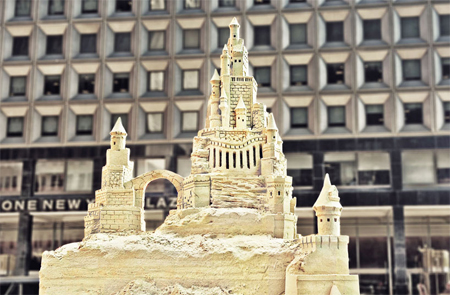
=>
[313,174,343,236]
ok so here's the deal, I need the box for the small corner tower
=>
[235,95,247,130]
[110,117,127,151]
[229,17,240,43]
[313,174,343,236]
[209,69,221,128]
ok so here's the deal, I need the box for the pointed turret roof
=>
[222,44,228,53]
[110,117,127,136]
[229,17,240,27]
[211,69,220,82]
[235,96,246,110]
[329,285,342,295]
[267,113,278,130]
[313,174,342,209]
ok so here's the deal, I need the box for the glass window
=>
[402,59,421,81]
[326,21,344,42]
[442,58,450,80]
[444,102,450,123]
[290,24,307,45]
[46,35,63,55]
[401,17,420,39]
[15,0,31,17]
[111,114,128,130]
[366,104,384,126]
[286,154,312,186]
[7,117,24,137]
[113,73,130,93]
[364,61,383,83]
[437,150,450,184]
[290,107,308,128]
[328,106,345,127]
[219,0,235,7]
[402,151,434,184]
[324,152,357,186]
[80,34,96,54]
[254,26,270,46]
[357,153,390,185]
[254,0,270,4]
[116,0,132,12]
[78,74,95,94]
[184,0,200,9]
[66,161,93,192]
[440,15,450,37]
[76,115,93,135]
[146,113,163,133]
[0,162,23,195]
[404,103,423,124]
[363,19,381,41]
[150,0,165,10]
[218,28,229,48]
[10,76,27,96]
[48,0,65,15]
[41,116,58,136]
[148,71,164,92]
[290,65,307,86]
[327,63,345,84]
[114,33,131,53]
[254,67,271,87]
[148,31,165,51]
[181,111,198,132]
[359,238,388,268]
[12,37,29,56]
[183,29,200,49]
[182,70,199,90]
[34,161,64,193]
[81,0,98,13]
[44,75,61,95]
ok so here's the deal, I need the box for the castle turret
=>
[266,113,278,144]
[313,174,343,236]
[235,95,247,130]
[219,91,230,129]
[209,69,221,128]
[220,44,230,76]
[110,117,127,151]
[229,17,240,44]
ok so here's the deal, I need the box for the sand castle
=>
[39,18,360,295]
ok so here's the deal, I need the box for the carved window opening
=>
[278,191,280,196]
[253,146,257,167]
[226,152,229,169]
[246,150,250,168]
[260,145,263,159]
[334,218,337,222]
[320,219,323,222]
[327,218,330,222]
[219,150,222,167]
[233,152,236,168]
[213,148,216,168]
[240,151,244,168]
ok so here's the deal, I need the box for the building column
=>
[20,159,35,197]
[392,206,409,295]
[13,212,33,276]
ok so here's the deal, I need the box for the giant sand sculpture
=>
[39,18,360,295]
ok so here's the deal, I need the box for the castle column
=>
[392,206,409,295]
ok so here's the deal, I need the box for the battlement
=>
[298,235,350,252]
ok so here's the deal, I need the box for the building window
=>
[254,67,271,87]
[41,116,59,136]
[76,115,93,135]
[44,75,61,95]
[183,29,200,49]
[286,154,312,187]
[254,0,270,4]
[78,74,95,94]
[327,63,345,84]
[366,105,384,126]
[12,37,29,56]
[181,111,198,132]
[326,22,344,42]
[9,76,27,96]
[219,0,235,7]
[324,153,356,186]
[290,0,306,2]
[402,151,434,185]
[150,0,165,10]
[364,62,383,83]
[442,58,450,80]
[363,19,381,41]
[0,162,23,195]
[182,70,199,90]
[357,153,390,185]
[218,28,229,48]
[80,34,97,54]
[254,26,270,46]
[148,31,165,51]
[7,117,24,137]
[113,73,130,93]
[401,17,420,39]
[444,102,450,123]
[48,0,64,15]
[184,0,200,9]
[290,107,308,128]
[111,114,128,130]
[116,0,132,12]
[46,35,63,55]
[328,106,345,127]
[440,15,450,37]
[437,150,450,184]
[402,60,421,81]
[146,113,163,133]
[290,65,308,86]
[148,71,164,92]
[404,103,422,125]
[114,33,131,53]
[290,24,307,45]
[15,0,31,17]
[81,0,98,13]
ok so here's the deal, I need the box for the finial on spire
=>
[222,44,228,52]
[267,113,278,130]
[110,117,127,136]
[229,17,240,27]
[235,95,246,110]
[329,285,342,295]
[324,173,331,187]
[211,69,220,82]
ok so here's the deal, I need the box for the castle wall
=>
[229,79,254,128]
